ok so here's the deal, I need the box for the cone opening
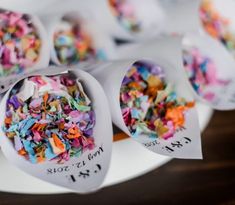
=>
[53,13,107,66]
[2,71,97,164]
[182,34,235,108]
[199,0,235,56]
[119,60,195,141]
[108,0,163,36]
[108,0,142,33]
[0,9,42,77]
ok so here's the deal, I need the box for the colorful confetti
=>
[109,0,141,33]
[0,10,41,76]
[3,73,95,164]
[183,47,229,101]
[54,19,106,65]
[200,0,235,55]
[120,61,194,140]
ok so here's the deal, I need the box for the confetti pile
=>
[54,20,106,65]
[109,0,141,33]
[3,73,95,164]
[120,61,194,140]
[0,11,41,76]
[183,47,229,101]
[200,0,235,55]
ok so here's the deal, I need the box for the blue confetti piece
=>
[137,66,149,81]
[20,118,36,137]
[29,154,37,164]
[131,108,140,119]
[22,139,35,156]
[45,146,57,160]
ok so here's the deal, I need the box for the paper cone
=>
[0,67,113,193]
[118,33,235,110]
[40,11,117,66]
[72,0,165,41]
[0,0,58,15]
[90,59,202,159]
[198,0,235,57]
[182,33,235,110]
[158,0,235,58]
[0,9,50,94]
[158,0,201,34]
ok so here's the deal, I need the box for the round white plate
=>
[0,102,213,194]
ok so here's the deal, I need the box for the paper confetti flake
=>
[3,72,96,164]
[0,10,41,76]
[109,0,141,33]
[200,0,235,56]
[183,47,229,102]
[54,19,106,65]
[120,60,194,140]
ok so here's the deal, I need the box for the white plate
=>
[0,102,213,194]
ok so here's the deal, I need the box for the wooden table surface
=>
[1,110,235,205]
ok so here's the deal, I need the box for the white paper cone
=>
[0,0,57,15]
[90,59,202,159]
[157,0,201,34]
[0,10,50,94]
[118,34,235,110]
[198,0,235,57]
[204,0,235,30]
[0,67,113,193]
[72,0,165,41]
[39,10,117,66]
[117,36,183,67]
[182,33,235,110]
[158,0,235,57]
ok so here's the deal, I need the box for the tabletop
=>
[0,110,235,205]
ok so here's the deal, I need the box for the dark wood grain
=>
[1,110,235,205]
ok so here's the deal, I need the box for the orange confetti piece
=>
[166,106,187,128]
[18,148,27,156]
[49,133,66,155]
[43,92,49,105]
[31,123,47,131]
[4,117,12,125]
[52,133,66,152]
[36,148,46,163]
[67,126,81,139]
[58,122,65,130]
[186,101,195,108]
[37,154,45,163]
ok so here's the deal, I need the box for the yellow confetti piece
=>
[25,48,38,61]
